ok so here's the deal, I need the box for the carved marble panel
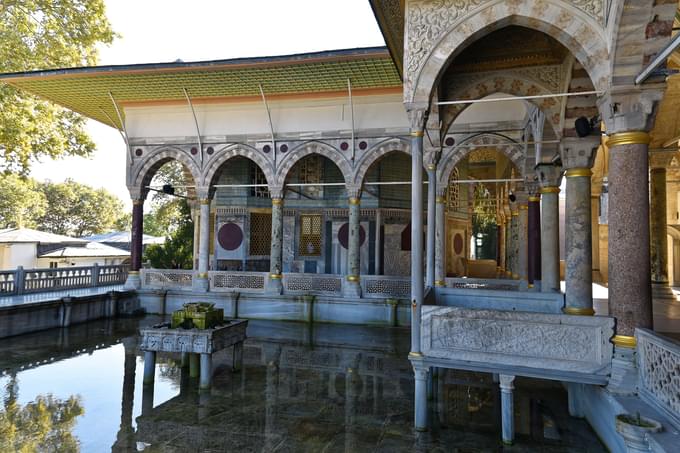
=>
[140,320,248,354]
[421,306,614,375]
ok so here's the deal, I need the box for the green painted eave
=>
[0,47,401,129]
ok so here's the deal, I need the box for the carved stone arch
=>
[441,76,563,138]
[275,141,353,189]
[202,143,276,189]
[352,137,412,186]
[130,146,201,196]
[407,0,609,106]
[437,133,525,188]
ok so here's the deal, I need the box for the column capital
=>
[195,186,213,201]
[406,105,429,134]
[524,181,540,198]
[560,137,600,171]
[269,186,284,199]
[348,196,361,206]
[513,191,528,207]
[128,186,147,203]
[271,197,284,206]
[499,374,515,391]
[597,88,664,134]
[535,163,563,189]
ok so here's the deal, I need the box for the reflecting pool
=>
[0,316,605,452]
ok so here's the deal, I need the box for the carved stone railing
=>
[283,273,343,295]
[0,264,128,296]
[361,275,411,299]
[418,306,614,383]
[209,271,267,292]
[636,328,680,430]
[141,269,193,290]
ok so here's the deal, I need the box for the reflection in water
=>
[0,317,605,452]
[0,373,84,452]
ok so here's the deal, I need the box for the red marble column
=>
[130,200,144,272]
[528,195,541,285]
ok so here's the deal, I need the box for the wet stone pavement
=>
[0,316,606,452]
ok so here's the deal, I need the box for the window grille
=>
[250,163,270,198]
[447,167,460,210]
[299,214,322,256]
[249,213,272,255]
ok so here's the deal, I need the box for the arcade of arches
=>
[4,0,680,448]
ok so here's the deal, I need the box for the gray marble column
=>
[143,351,156,386]
[650,166,668,284]
[414,365,429,431]
[561,138,599,315]
[267,196,284,294]
[409,108,426,357]
[499,374,515,445]
[536,164,562,293]
[426,165,436,288]
[193,197,211,291]
[516,193,529,283]
[199,354,212,390]
[434,193,446,287]
[344,196,362,297]
[608,132,652,339]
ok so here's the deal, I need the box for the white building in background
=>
[0,228,130,270]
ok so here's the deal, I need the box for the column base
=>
[124,271,141,290]
[265,274,283,295]
[192,275,209,292]
[342,277,362,297]
[607,345,638,396]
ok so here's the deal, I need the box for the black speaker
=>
[162,184,175,195]
[575,117,592,137]
[509,191,516,202]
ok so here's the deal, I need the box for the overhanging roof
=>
[369,0,404,76]
[0,47,401,129]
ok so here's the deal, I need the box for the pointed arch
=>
[437,133,525,188]
[202,143,275,189]
[130,145,201,195]
[407,1,609,106]
[352,137,412,186]
[274,141,353,189]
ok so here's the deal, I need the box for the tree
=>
[0,174,46,228]
[35,179,128,237]
[0,1,116,174]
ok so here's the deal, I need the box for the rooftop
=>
[0,228,86,244]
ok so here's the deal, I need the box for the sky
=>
[30,0,386,208]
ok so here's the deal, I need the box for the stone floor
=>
[0,315,606,452]
[0,284,124,307]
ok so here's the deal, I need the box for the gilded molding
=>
[436,196,446,204]
[271,198,283,206]
[346,275,360,282]
[611,335,637,348]
[196,272,208,279]
[607,131,651,147]
[199,199,211,205]
[132,199,144,206]
[127,270,140,275]
[410,130,424,137]
[269,273,282,279]
[434,280,446,287]
[348,197,361,206]
[540,186,560,194]
[563,306,595,316]
[519,205,528,210]
[426,164,436,171]
[565,168,593,178]
[528,196,540,202]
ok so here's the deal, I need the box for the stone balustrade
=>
[0,264,128,296]
[141,269,193,290]
[209,271,267,292]
[636,328,680,430]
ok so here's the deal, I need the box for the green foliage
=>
[0,1,116,174]
[0,174,46,228]
[0,175,128,236]
[143,161,194,269]
[0,375,84,452]
[36,178,127,237]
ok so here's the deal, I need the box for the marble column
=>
[375,209,382,275]
[499,374,515,445]
[199,354,212,390]
[414,365,429,431]
[409,109,426,357]
[561,137,599,315]
[267,196,284,294]
[510,207,519,279]
[536,164,562,293]
[113,338,137,451]
[434,193,446,287]
[650,165,669,284]
[426,165,436,288]
[193,197,211,291]
[124,198,144,289]
[608,131,653,340]
[143,351,156,386]
[527,193,541,287]
[344,196,362,297]
[516,192,529,284]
